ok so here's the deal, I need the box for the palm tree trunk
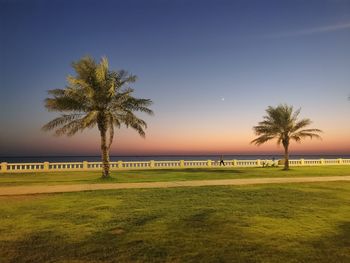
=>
[99,127,110,178]
[283,144,289,170]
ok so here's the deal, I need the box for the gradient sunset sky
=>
[1,0,350,156]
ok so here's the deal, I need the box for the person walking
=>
[219,155,225,166]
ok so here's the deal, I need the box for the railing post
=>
[300,159,305,165]
[338,158,343,165]
[83,161,88,170]
[257,159,261,166]
[118,161,123,169]
[1,162,7,173]
[150,160,155,168]
[207,160,212,167]
[180,160,184,168]
[320,158,325,165]
[44,162,50,171]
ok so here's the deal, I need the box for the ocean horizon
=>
[1,154,350,163]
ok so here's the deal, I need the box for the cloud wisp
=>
[264,21,350,38]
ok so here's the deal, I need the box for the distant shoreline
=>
[1,154,350,163]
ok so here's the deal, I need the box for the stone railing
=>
[0,158,350,173]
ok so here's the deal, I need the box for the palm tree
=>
[43,56,153,178]
[251,104,322,170]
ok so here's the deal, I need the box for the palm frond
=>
[292,129,323,141]
[95,57,108,83]
[47,89,65,96]
[123,97,154,115]
[44,95,88,112]
[118,70,137,85]
[291,107,301,122]
[72,56,96,82]
[119,112,148,137]
[251,135,276,145]
[66,76,95,99]
[291,118,312,132]
[55,119,84,136]
[42,114,82,131]
[81,111,98,128]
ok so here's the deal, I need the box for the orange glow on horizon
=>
[2,119,349,156]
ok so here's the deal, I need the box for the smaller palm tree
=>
[251,104,322,170]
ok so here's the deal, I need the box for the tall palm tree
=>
[251,104,322,170]
[43,56,153,178]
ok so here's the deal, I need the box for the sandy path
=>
[0,176,350,196]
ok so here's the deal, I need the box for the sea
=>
[1,154,350,163]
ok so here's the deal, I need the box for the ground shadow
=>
[114,168,245,175]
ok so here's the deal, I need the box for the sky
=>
[0,0,350,156]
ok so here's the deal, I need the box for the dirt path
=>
[1,176,350,196]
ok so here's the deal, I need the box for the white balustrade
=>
[0,158,350,173]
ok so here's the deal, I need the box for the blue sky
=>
[0,0,350,156]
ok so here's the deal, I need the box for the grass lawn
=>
[0,165,350,186]
[0,182,349,262]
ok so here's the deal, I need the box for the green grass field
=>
[1,165,350,186]
[0,182,349,262]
